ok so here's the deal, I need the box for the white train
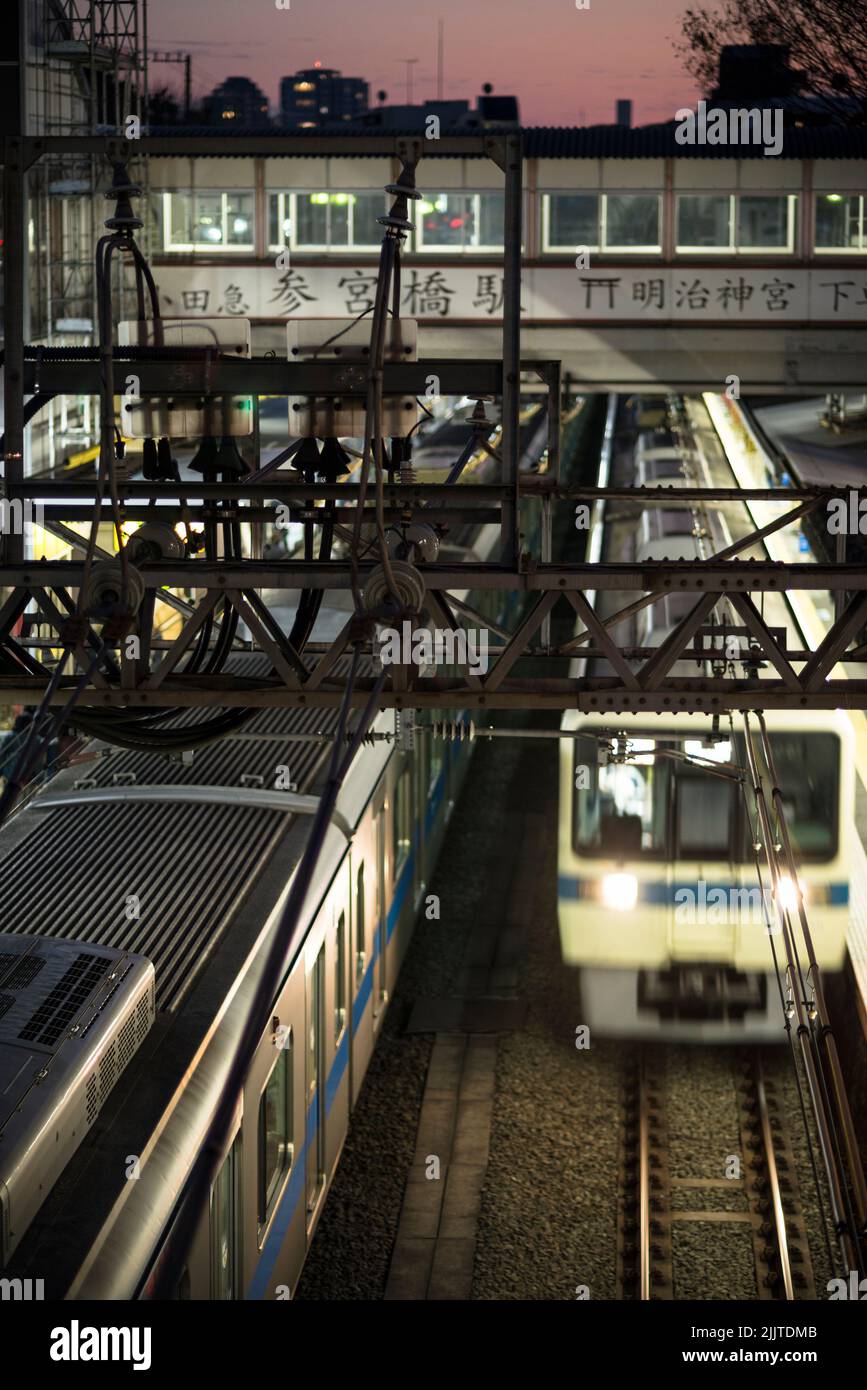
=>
[558,397,854,1041]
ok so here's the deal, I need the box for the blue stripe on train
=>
[248,850,419,1298]
[249,746,471,1297]
[557,874,850,907]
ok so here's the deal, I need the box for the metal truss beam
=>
[3,561,867,592]
[1,676,867,713]
[20,357,513,398]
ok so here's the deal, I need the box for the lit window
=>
[160,191,254,252]
[415,192,504,251]
[268,191,385,250]
[815,194,866,252]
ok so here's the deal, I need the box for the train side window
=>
[211,1135,240,1300]
[393,768,412,878]
[258,1043,293,1231]
[355,864,366,987]
[335,911,347,1040]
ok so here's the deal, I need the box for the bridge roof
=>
[142,123,867,159]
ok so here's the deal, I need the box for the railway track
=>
[617,1046,818,1301]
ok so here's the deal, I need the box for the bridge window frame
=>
[541,191,601,254]
[814,192,867,254]
[267,190,387,253]
[541,191,662,255]
[156,190,255,253]
[414,191,506,253]
[676,193,797,255]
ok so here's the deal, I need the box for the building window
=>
[676,193,796,253]
[815,194,867,252]
[335,911,347,1040]
[542,193,600,251]
[158,191,254,252]
[268,191,385,251]
[602,194,661,252]
[258,1044,293,1230]
[415,192,504,251]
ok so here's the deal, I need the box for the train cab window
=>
[258,1046,293,1231]
[335,911,347,1040]
[574,735,671,858]
[676,773,734,859]
[393,769,412,878]
[355,864,366,987]
[745,732,839,861]
[211,1135,240,1299]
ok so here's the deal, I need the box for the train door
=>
[211,1133,241,1299]
[305,945,325,1222]
[372,791,388,1033]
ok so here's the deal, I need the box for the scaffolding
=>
[22,0,148,463]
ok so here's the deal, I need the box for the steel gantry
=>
[2,132,867,718]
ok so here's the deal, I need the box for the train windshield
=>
[572,730,839,862]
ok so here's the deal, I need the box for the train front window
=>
[573,729,840,863]
[676,772,734,858]
[739,731,839,861]
[574,735,671,857]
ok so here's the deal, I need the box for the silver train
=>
[0,402,549,1299]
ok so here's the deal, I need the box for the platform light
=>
[601,872,638,912]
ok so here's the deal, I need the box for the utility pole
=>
[437,20,444,101]
[149,51,193,120]
[400,57,418,106]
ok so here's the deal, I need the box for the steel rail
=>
[754,1055,795,1300]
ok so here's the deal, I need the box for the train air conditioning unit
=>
[0,935,155,1265]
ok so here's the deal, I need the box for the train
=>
[0,396,552,1300]
[558,395,855,1042]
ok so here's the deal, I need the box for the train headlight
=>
[601,872,638,912]
[775,875,806,912]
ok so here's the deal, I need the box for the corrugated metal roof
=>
[144,122,867,158]
[0,655,361,1011]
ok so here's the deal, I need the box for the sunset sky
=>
[146,0,704,126]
